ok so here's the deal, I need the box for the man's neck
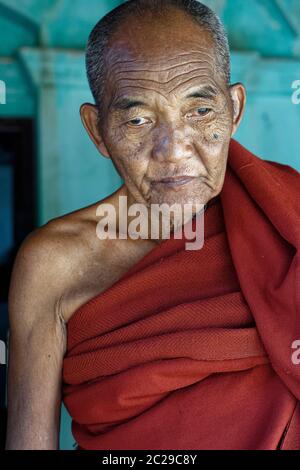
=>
[115,184,220,242]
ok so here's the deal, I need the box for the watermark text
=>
[96,197,206,250]
[0,80,6,104]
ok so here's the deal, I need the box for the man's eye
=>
[186,107,211,119]
[127,117,149,126]
[197,107,210,116]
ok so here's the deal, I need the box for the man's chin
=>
[148,190,210,209]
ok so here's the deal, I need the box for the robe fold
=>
[62,139,300,450]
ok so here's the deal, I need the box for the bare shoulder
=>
[8,184,154,326]
[12,203,96,277]
[8,198,111,327]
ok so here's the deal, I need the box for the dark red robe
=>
[62,139,300,450]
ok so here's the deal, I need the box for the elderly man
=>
[5,0,300,450]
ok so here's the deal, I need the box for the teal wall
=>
[0,0,124,227]
[203,0,300,170]
[0,0,299,450]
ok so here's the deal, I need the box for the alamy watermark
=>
[95,196,206,250]
[0,80,6,104]
[0,340,6,365]
[291,340,300,365]
[291,80,300,105]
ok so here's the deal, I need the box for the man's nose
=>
[151,126,194,163]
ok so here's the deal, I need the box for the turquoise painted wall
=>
[0,0,124,227]
[203,0,300,170]
[0,0,299,450]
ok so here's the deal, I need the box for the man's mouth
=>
[152,176,197,188]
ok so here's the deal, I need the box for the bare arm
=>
[5,229,67,450]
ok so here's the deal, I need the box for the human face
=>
[82,7,246,210]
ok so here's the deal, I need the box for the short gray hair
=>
[86,0,231,106]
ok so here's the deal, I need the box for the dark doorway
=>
[0,118,36,448]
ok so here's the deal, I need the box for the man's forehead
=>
[104,48,223,109]
[102,8,223,107]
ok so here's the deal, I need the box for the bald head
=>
[86,0,231,107]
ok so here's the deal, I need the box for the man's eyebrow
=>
[111,97,147,111]
[184,86,219,100]
[110,85,219,111]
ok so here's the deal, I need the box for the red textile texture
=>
[62,139,300,450]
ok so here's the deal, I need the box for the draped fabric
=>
[62,139,300,450]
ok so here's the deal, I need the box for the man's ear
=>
[229,83,247,137]
[80,103,110,158]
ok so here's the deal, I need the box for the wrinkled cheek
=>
[213,116,232,144]
[117,147,150,189]
[193,118,231,192]
[198,112,232,149]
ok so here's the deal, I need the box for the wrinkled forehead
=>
[102,8,224,106]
